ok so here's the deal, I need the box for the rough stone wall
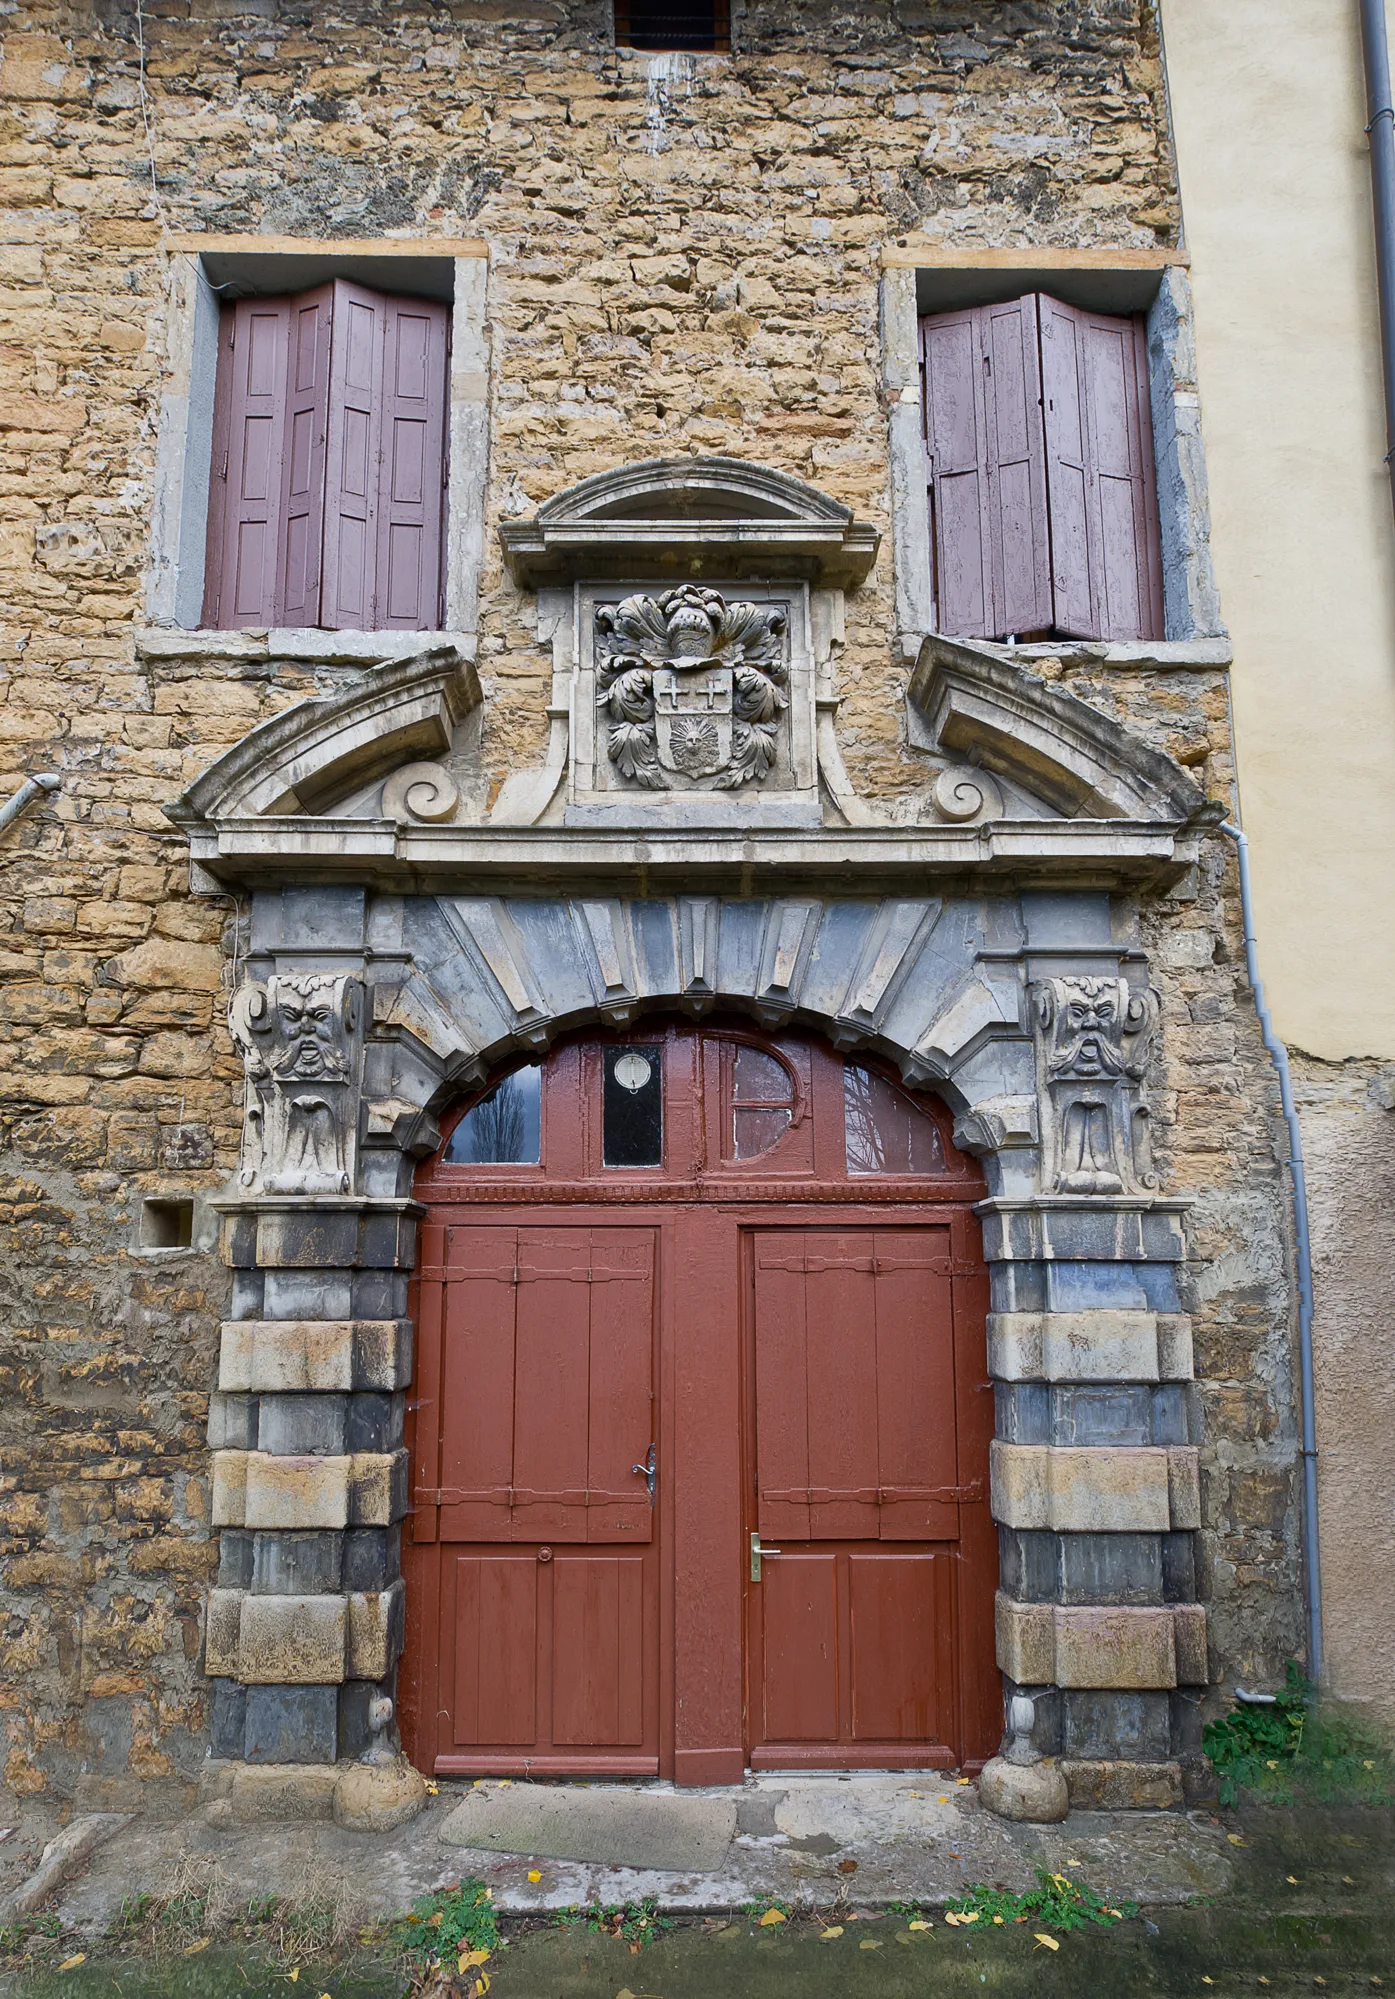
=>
[0,0,1305,1809]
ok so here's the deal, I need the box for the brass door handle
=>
[750,1531,782,1582]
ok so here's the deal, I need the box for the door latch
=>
[749,1531,782,1582]
[631,1443,656,1508]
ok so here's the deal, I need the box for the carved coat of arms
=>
[595,586,789,790]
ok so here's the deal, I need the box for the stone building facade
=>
[0,0,1303,1817]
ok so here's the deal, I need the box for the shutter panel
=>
[921,308,994,639]
[1041,296,1163,640]
[376,295,450,629]
[978,294,1053,638]
[276,283,334,629]
[205,296,292,628]
[320,279,384,631]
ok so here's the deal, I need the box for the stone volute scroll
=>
[229,972,365,1197]
[1033,973,1161,1195]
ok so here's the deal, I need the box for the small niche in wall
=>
[141,1197,195,1250]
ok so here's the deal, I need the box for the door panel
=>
[761,1554,839,1741]
[451,1555,537,1745]
[552,1556,646,1746]
[848,1551,952,1742]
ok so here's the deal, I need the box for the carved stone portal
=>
[229,974,363,1196]
[595,586,790,791]
[1034,974,1161,1195]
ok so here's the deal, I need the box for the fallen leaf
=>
[944,1912,961,1927]
[960,1911,980,1925]
[1259,1980,1270,1988]
[1202,1979,1214,1987]
[908,1919,932,1931]
[629,1942,641,1956]
[459,1949,491,1969]
[58,1956,86,1973]
[527,1870,542,1883]
[937,1794,951,1803]
[1228,1834,1247,1846]
[288,1974,300,1985]
[616,1990,636,1999]
[498,1779,512,1787]
[424,1781,440,1796]
[820,1925,844,1939]
[956,1777,971,1786]
[1315,1980,1327,1988]
[758,1907,786,1927]
[1287,1876,1300,1886]
[859,1938,883,1950]
[1364,1761,1377,1771]
[837,1858,858,1874]
[907,1789,922,1797]
[479,1977,491,1994]
[993,1914,1005,1925]
[1034,1934,1060,1952]
[428,1910,445,1927]
[184,1939,210,1956]
[1343,1876,1356,1886]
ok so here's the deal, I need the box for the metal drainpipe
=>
[0,771,60,834]
[1220,821,1323,1679]
[1360,0,1395,520]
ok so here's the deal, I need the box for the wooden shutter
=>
[203,279,449,632]
[203,296,292,628]
[920,308,993,640]
[979,296,1053,638]
[376,294,450,629]
[1040,296,1163,641]
[276,284,334,629]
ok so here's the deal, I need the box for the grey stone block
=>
[1162,1530,1197,1603]
[264,1270,355,1320]
[1061,1690,1172,1761]
[345,1392,403,1454]
[209,1679,247,1760]
[208,1392,258,1451]
[1151,1383,1191,1445]
[217,1529,255,1590]
[244,1684,339,1765]
[996,1383,1049,1445]
[1059,1532,1163,1606]
[998,1527,1057,1602]
[1020,890,1113,952]
[232,1271,266,1319]
[1053,1385,1152,1446]
[257,1394,349,1456]
[278,885,366,951]
[343,1526,400,1593]
[353,1271,408,1319]
[251,1530,344,1595]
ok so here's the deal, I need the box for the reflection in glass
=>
[844,1063,946,1175]
[445,1066,542,1164]
[731,1043,794,1160]
[604,1044,663,1167]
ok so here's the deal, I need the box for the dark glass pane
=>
[445,1066,541,1165]
[844,1063,946,1176]
[603,1044,663,1167]
[733,1107,791,1160]
[732,1045,791,1104]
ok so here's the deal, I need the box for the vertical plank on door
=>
[552,1556,646,1746]
[801,1235,880,1539]
[376,295,449,630]
[320,279,383,631]
[847,1551,949,1741]
[761,1553,839,1741]
[752,1239,812,1539]
[512,1229,594,1541]
[586,1231,656,1543]
[277,283,334,628]
[872,1229,959,1540]
[920,309,994,638]
[981,294,1053,638]
[453,1555,537,1744]
[438,1227,518,1543]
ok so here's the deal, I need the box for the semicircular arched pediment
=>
[499,454,880,588]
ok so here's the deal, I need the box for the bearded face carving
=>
[229,974,362,1196]
[594,585,790,791]
[1034,975,1160,1196]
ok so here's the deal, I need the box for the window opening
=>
[603,1044,663,1167]
[445,1066,542,1165]
[730,1043,795,1161]
[615,0,729,51]
[141,1197,194,1249]
[844,1063,947,1176]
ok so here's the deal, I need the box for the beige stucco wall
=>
[1163,0,1395,1064]
[1164,0,1395,1723]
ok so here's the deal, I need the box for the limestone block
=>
[1166,1446,1202,1530]
[211,1452,248,1528]
[990,1442,1173,1532]
[995,1595,1207,1690]
[345,1580,406,1680]
[243,1453,351,1531]
[348,1449,410,1526]
[1061,1759,1182,1809]
[333,1757,428,1832]
[229,1763,339,1822]
[218,1319,414,1393]
[204,1589,244,1677]
[1156,1314,1195,1381]
[978,1756,1069,1823]
[987,1311,1163,1383]
[207,1392,257,1450]
[237,1593,347,1684]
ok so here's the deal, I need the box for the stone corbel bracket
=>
[498,455,881,590]
[908,633,1221,825]
[164,644,480,824]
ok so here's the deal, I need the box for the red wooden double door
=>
[401,1019,999,1784]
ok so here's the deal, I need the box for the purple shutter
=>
[921,308,994,638]
[204,296,292,628]
[1041,297,1163,640]
[275,283,334,628]
[978,295,1053,638]
[319,279,384,631]
[375,295,450,629]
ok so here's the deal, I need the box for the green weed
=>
[947,1869,1137,1933]
[554,1895,672,1947]
[390,1878,501,1968]
[1203,1661,1395,1807]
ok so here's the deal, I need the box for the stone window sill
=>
[134,627,473,666]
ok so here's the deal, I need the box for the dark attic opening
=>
[615,0,730,52]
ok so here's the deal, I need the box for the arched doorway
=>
[399,1016,998,1784]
